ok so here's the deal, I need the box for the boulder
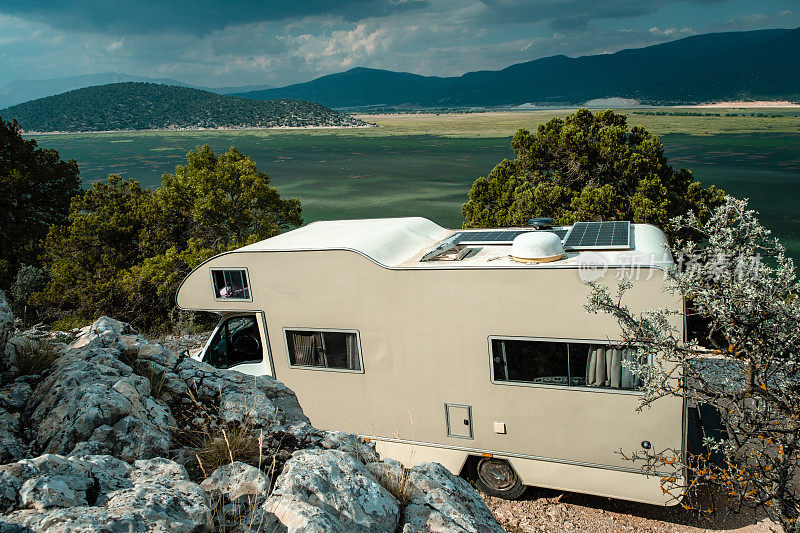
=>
[27,340,175,461]
[320,431,381,464]
[202,461,270,503]
[0,454,211,532]
[202,461,277,530]
[68,316,137,351]
[175,356,311,438]
[401,462,505,533]
[265,448,400,532]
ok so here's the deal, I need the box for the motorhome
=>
[176,217,686,504]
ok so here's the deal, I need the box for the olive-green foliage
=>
[461,109,724,234]
[0,117,80,289]
[37,145,302,331]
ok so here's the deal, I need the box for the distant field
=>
[31,109,800,261]
[351,109,800,137]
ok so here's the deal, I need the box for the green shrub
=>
[50,316,90,332]
[37,145,302,332]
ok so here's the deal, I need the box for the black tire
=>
[470,457,526,499]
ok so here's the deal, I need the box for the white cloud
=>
[106,38,124,52]
[648,26,696,37]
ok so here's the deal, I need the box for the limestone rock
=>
[0,407,27,463]
[202,461,279,531]
[0,381,32,411]
[175,356,311,437]
[320,431,381,464]
[68,316,136,351]
[27,342,175,461]
[0,314,505,532]
[202,461,270,503]
[0,454,210,532]
[265,448,400,532]
[401,462,504,533]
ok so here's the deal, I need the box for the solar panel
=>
[562,221,631,250]
[453,229,568,245]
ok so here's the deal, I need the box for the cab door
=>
[199,313,274,377]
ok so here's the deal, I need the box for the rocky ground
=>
[0,290,502,532]
[482,488,780,533]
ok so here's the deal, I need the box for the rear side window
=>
[285,329,362,372]
[491,338,643,391]
[212,269,250,300]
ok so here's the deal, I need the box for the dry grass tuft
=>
[195,422,262,477]
[375,465,415,506]
[11,337,60,377]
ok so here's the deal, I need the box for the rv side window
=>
[285,330,362,372]
[491,339,642,391]
[212,269,250,300]
[490,339,569,385]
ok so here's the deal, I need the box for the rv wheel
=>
[471,457,525,499]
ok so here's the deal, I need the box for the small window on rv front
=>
[285,329,362,372]
[212,269,250,300]
[490,338,643,391]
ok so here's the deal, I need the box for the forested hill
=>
[235,27,800,107]
[0,82,369,132]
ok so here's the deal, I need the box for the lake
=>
[30,113,800,263]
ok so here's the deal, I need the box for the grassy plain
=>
[352,109,800,137]
[32,109,800,260]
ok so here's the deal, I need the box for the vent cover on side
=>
[563,221,631,250]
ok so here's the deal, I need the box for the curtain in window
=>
[586,346,624,388]
[292,333,316,366]
[314,332,327,367]
[346,334,360,371]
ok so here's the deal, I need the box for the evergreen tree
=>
[462,109,724,236]
[0,117,80,289]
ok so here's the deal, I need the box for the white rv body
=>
[177,217,685,505]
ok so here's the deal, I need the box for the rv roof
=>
[236,217,674,270]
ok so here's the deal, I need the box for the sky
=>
[0,0,798,88]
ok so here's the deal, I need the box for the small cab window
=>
[204,315,262,369]
[285,330,362,372]
[212,269,250,300]
[491,338,643,390]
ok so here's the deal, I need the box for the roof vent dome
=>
[510,232,564,263]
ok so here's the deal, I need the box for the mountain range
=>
[0,83,367,133]
[2,28,797,116]
[234,27,800,108]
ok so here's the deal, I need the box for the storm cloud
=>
[0,0,797,89]
[0,0,431,34]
